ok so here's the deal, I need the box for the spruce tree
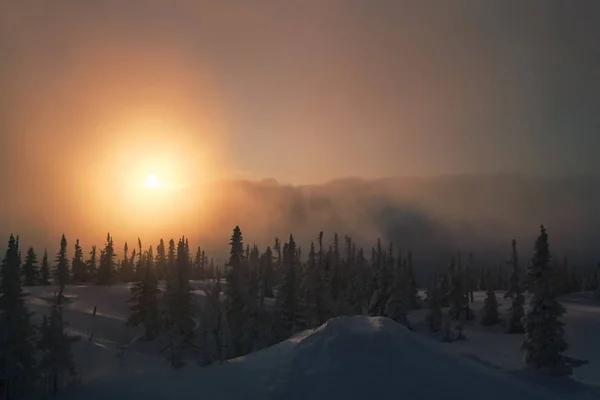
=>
[96,233,116,285]
[155,239,167,281]
[272,236,300,343]
[127,248,161,340]
[224,226,247,356]
[504,239,525,334]
[165,238,195,367]
[40,250,51,286]
[0,235,38,399]
[71,239,87,283]
[385,249,410,327]
[313,232,331,325]
[405,251,420,309]
[54,234,69,298]
[120,242,134,282]
[480,283,499,326]
[86,246,97,281]
[22,247,39,286]
[37,294,78,393]
[448,255,466,320]
[193,246,203,280]
[368,239,391,316]
[426,276,442,332]
[261,246,275,298]
[522,226,578,375]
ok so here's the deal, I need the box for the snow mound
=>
[266,316,552,400]
[61,316,569,400]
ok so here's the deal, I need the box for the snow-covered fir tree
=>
[155,239,167,281]
[86,246,97,281]
[37,294,78,393]
[165,237,196,367]
[96,234,116,285]
[71,239,87,282]
[272,236,301,343]
[120,242,134,282]
[224,226,248,357]
[54,234,70,297]
[0,235,38,399]
[22,246,39,286]
[504,239,525,334]
[385,249,410,327]
[448,255,466,320]
[199,268,224,365]
[522,225,579,375]
[40,249,51,286]
[368,239,391,316]
[480,278,499,326]
[127,248,161,340]
[426,275,443,333]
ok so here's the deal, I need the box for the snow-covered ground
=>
[23,284,600,399]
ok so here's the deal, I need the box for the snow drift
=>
[58,315,566,400]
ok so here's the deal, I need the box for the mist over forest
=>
[3,173,600,280]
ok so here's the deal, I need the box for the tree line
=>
[0,224,594,398]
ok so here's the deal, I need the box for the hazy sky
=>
[2,1,600,246]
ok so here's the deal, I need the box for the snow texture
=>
[19,284,600,400]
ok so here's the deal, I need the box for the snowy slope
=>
[22,285,600,400]
[56,315,586,400]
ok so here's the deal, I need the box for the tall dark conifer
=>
[0,235,37,399]
[54,235,69,297]
[40,250,51,286]
[71,239,86,282]
[37,294,78,393]
[128,247,161,340]
[22,247,39,286]
[522,226,577,375]
[224,226,247,357]
[86,246,97,281]
[505,239,525,333]
[155,239,167,281]
[96,234,116,285]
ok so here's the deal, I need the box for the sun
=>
[145,173,160,188]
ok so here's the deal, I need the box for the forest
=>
[0,224,595,398]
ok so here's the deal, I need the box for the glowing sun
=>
[145,173,160,188]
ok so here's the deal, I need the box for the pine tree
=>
[155,239,167,281]
[386,249,410,327]
[22,247,39,286]
[37,294,78,393]
[0,235,38,399]
[272,236,300,343]
[224,226,247,356]
[368,239,391,316]
[165,238,195,367]
[86,246,97,281]
[40,250,51,286]
[426,276,443,332]
[127,247,161,340]
[504,239,525,334]
[199,269,224,365]
[405,251,420,309]
[261,246,275,298]
[522,226,579,375]
[167,239,176,280]
[71,239,87,283]
[54,234,69,297]
[240,245,268,354]
[96,233,116,285]
[313,232,331,325]
[448,255,466,320]
[480,283,499,326]
[120,242,134,282]
[193,246,203,280]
